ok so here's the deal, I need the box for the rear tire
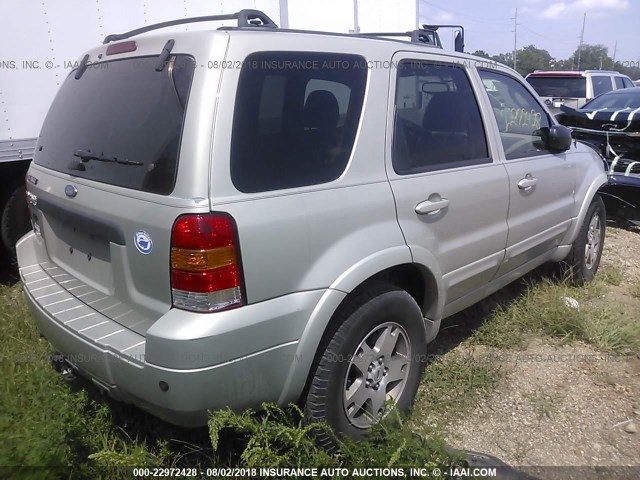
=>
[565,195,606,285]
[1,181,31,263]
[304,283,427,449]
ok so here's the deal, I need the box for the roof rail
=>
[357,24,465,52]
[103,9,277,44]
[356,29,443,48]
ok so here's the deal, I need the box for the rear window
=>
[230,52,367,193]
[35,55,195,195]
[526,76,586,98]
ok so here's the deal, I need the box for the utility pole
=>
[612,41,618,63]
[278,0,289,29]
[353,0,360,33]
[512,8,518,71]
[576,13,586,71]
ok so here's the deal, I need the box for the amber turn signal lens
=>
[171,246,235,272]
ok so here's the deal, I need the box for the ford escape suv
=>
[17,10,608,443]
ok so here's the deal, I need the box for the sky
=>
[418,0,639,64]
[1,0,638,140]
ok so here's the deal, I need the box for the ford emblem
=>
[65,184,78,198]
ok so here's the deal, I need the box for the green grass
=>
[631,281,640,299]
[469,277,640,354]
[600,265,624,286]
[0,285,173,478]
[208,404,460,477]
[412,356,504,430]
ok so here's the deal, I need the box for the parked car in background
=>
[17,9,607,446]
[526,70,635,115]
[556,87,640,225]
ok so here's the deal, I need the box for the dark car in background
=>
[557,87,640,225]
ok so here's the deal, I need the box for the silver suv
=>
[526,70,635,115]
[17,10,607,442]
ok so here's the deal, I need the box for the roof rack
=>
[356,24,464,52]
[356,29,442,48]
[103,9,278,44]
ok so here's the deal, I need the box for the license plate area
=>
[42,215,114,294]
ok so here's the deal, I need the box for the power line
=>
[518,23,575,42]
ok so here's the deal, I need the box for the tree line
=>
[471,44,640,79]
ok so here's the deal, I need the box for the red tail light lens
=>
[170,214,244,312]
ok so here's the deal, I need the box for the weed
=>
[523,390,562,420]
[468,278,640,354]
[600,266,624,286]
[412,356,503,429]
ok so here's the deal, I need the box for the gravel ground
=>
[445,225,640,467]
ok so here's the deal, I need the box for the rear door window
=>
[231,52,367,193]
[614,77,625,89]
[392,61,489,174]
[592,75,613,96]
[35,56,195,195]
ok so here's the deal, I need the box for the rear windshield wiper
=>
[71,149,143,169]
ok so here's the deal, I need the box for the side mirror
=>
[454,30,464,53]
[546,125,572,152]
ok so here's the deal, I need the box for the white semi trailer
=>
[0,0,421,259]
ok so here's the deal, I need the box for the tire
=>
[304,283,427,449]
[565,194,606,285]
[1,182,31,263]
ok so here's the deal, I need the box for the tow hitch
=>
[50,353,78,382]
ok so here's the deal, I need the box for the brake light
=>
[106,41,137,56]
[170,213,244,312]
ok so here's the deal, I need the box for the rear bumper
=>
[17,231,322,426]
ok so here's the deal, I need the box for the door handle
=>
[415,197,450,215]
[517,176,538,191]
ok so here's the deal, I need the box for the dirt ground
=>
[445,224,640,467]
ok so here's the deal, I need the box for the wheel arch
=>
[560,177,608,249]
[277,252,443,407]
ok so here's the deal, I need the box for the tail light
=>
[170,213,244,312]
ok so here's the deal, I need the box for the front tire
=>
[304,283,427,449]
[566,195,606,285]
